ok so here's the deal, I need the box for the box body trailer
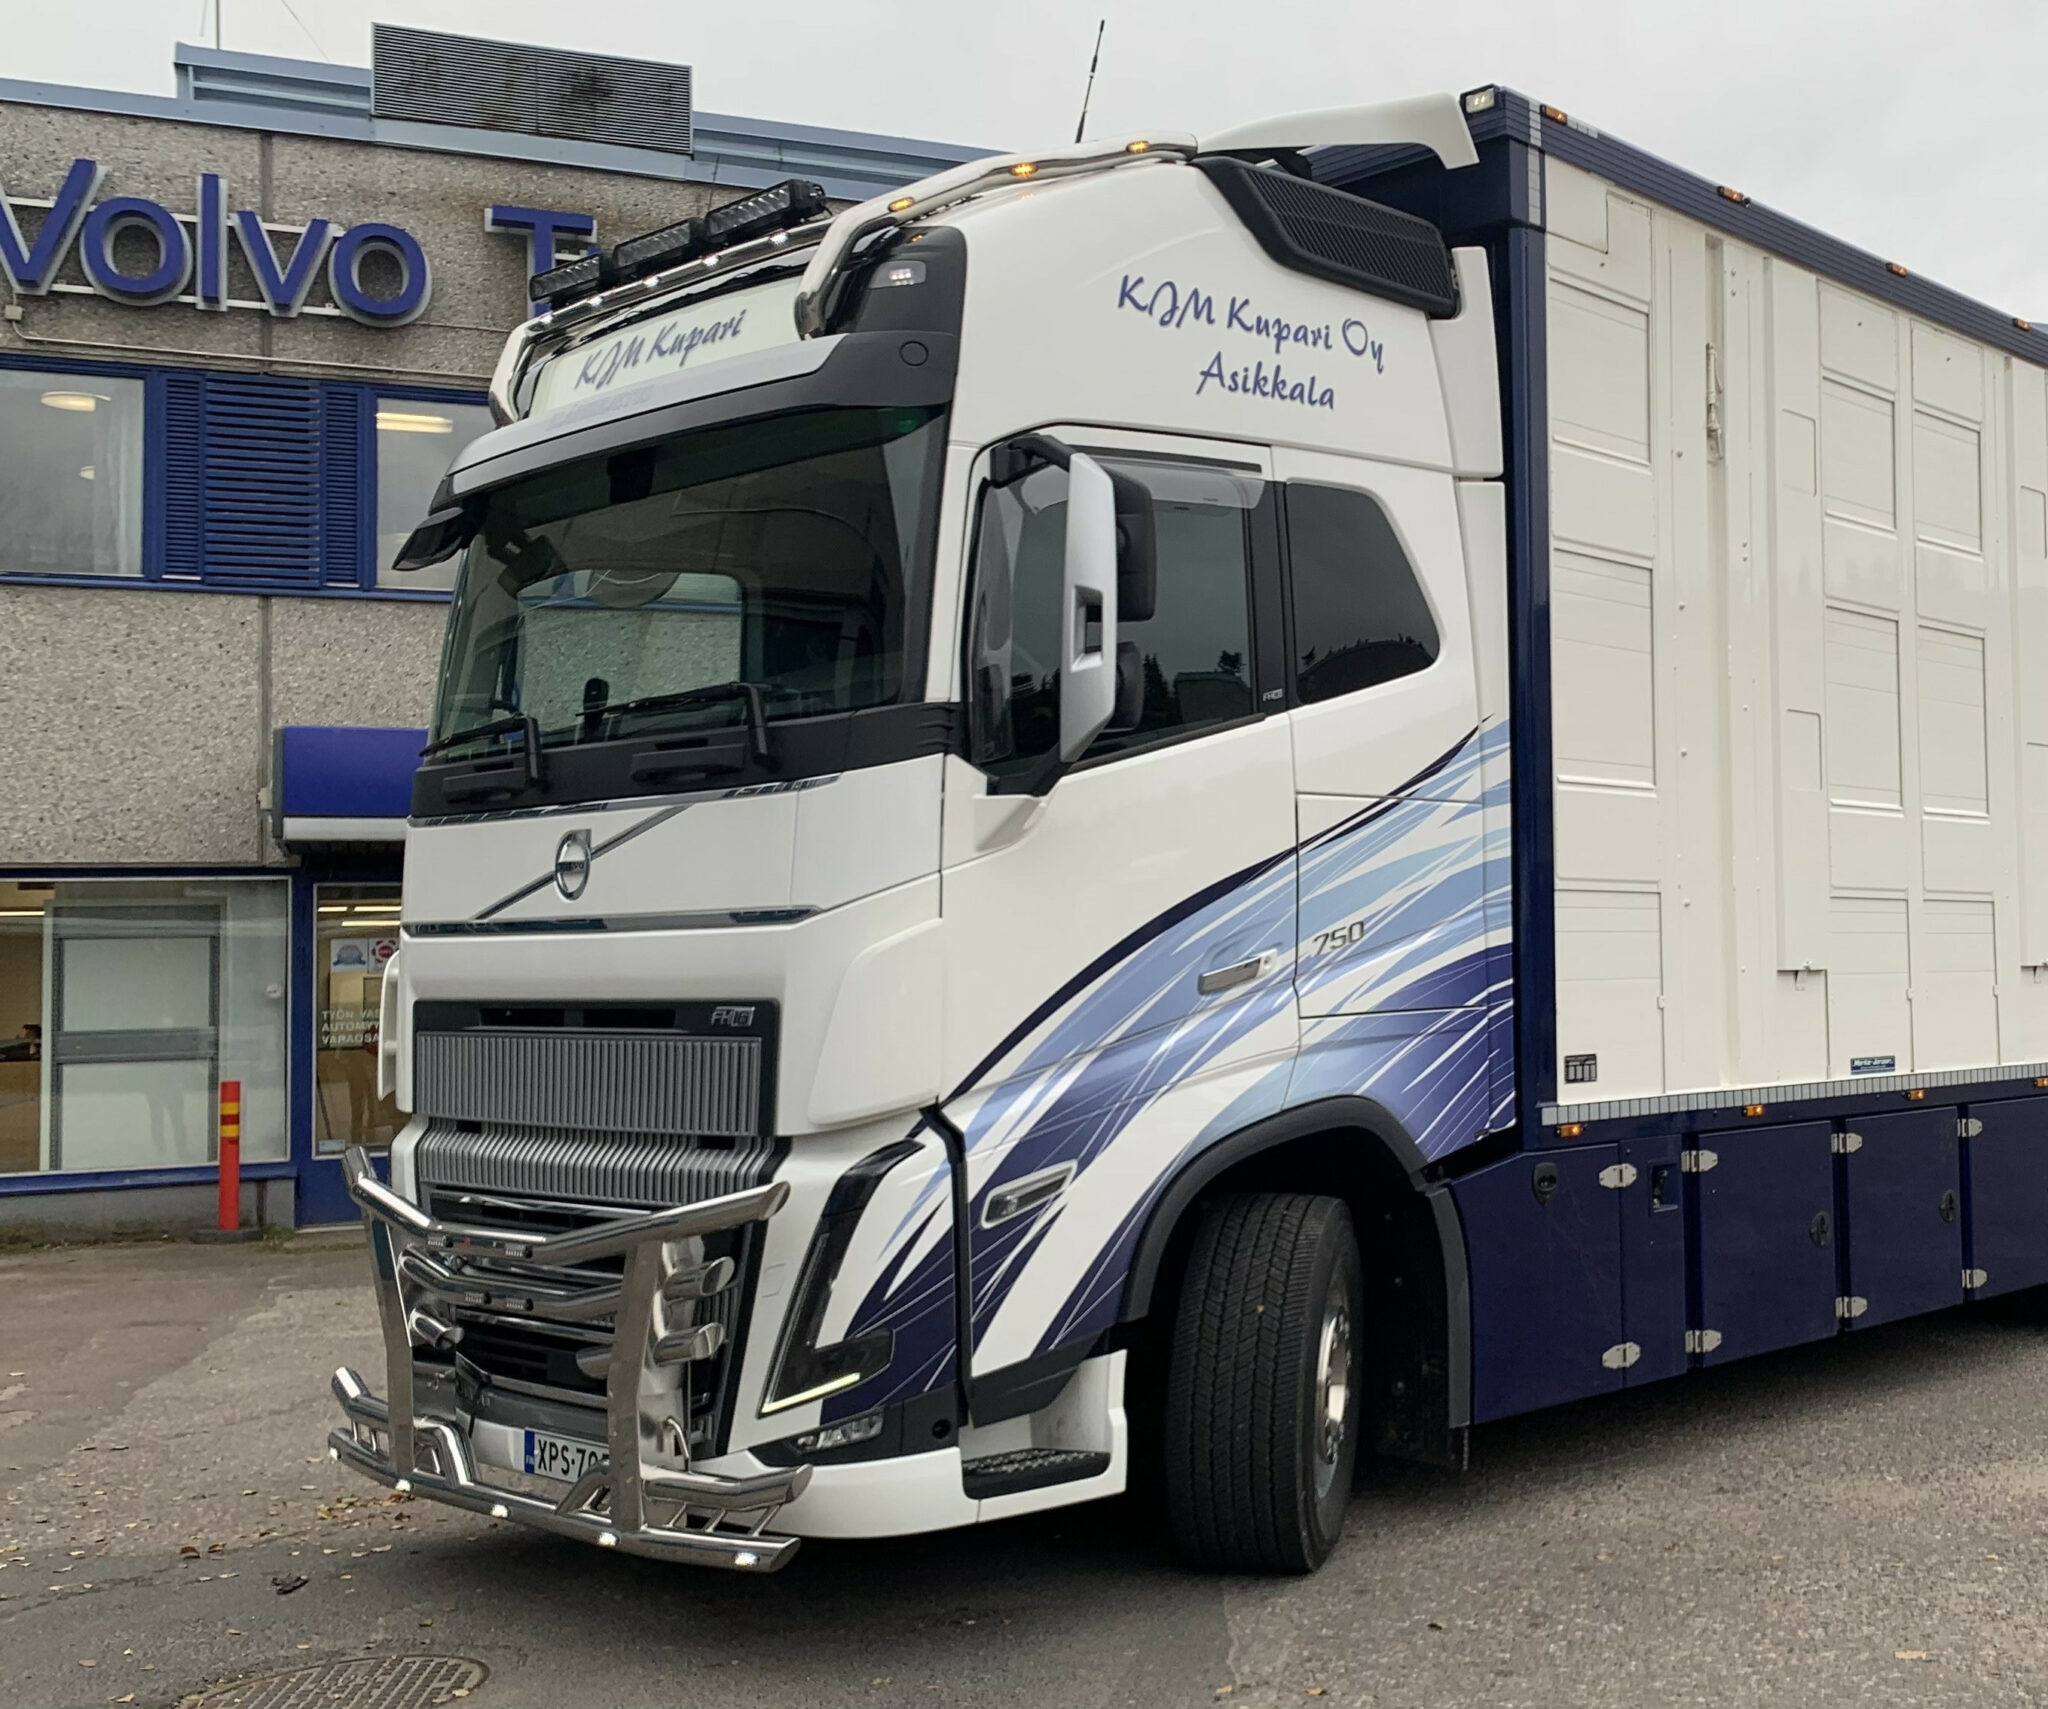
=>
[324,87,2048,1573]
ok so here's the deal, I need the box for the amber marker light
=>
[1541,104,1568,124]
[1744,1104,1766,1118]
[1717,186,1750,205]
[1557,1122,1584,1139]
[1126,140,1150,154]
[1887,262,1909,277]
[888,196,914,213]
[1905,1087,1926,1101]
[1010,162,1039,178]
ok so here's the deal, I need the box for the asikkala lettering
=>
[1196,354,1335,409]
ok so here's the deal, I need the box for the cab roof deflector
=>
[1199,94,1480,171]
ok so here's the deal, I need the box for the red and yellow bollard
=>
[217,1078,242,1233]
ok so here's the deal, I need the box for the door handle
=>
[1197,951,1278,996]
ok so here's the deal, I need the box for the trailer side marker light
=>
[1541,104,1568,124]
[2017,318,2033,332]
[2036,1076,2048,1088]
[1010,162,1039,178]
[1905,1087,1926,1100]
[1126,140,1151,154]
[1743,1104,1766,1118]
[1887,262,1909,277]
[1556,1122,1584,1138]
[888,196,914,213]
[1717,186,1750,205]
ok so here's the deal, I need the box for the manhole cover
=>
[190,1654,488,1709]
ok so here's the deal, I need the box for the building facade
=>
[0,34,980,1232]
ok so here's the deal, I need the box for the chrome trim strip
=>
[406,906,820,936]
[1540,1058,2048,1125]
[409,773,838,832]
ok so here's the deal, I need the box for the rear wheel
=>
[1163,1192,1363,1572]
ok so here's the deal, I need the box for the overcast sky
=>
[6,0,2044,316]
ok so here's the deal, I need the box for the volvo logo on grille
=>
[553,830,593,900]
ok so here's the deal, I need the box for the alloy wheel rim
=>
[1313,1293,1352,1495]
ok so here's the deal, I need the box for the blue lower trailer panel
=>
[1965,1098,2048,1299]
[1690,1120,1838,1365]
[1843,1107,1961,1329]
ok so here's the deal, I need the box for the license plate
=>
[523,1430,606,1482]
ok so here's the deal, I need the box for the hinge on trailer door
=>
[1601,1342,1642,1370]
[1705,341,1725,460]
[1832,1131,1863,1155]
[1679,1148,1718,1173]
[1964,1267,1989,1289]
[1835,1295,1868,1320]
[1685,1328,1722,1354]
[1959,1117,1984,1139]
[1596,1163,1638,1190]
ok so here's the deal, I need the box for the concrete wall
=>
[0,584,447,865]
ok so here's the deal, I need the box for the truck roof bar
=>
[792,131,1197,338]
[1198,93,1481,170]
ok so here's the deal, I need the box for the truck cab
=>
[330,97,1510,1573]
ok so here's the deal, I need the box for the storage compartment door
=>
[1843,1107,1962,1328]
[1456,1143,1625,1421]
[1693,1120,1838,1363]
[1963,1097,2048,1299]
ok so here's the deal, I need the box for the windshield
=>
[430,405,949,752]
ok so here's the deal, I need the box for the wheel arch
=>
[1119,1095,1472,1459]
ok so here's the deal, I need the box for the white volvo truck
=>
[330,87,2048,1574]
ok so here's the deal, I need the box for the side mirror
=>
[392,504,472,573]
[1107,641,1143,733]
[1110,471,1157,623]
[1058,452,1119,762]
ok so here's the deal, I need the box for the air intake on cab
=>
[1192,156,1458,316]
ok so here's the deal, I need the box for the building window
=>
[0,368,145,577]
[0,877,288,1176]
[374,396,495,590]
[314,885,402,1156]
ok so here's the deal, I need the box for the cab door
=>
[1272,451,1501,1162]
[938,429,1298,1386]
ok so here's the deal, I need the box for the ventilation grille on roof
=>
[1192,156,1457,317]
[371,25,692,157]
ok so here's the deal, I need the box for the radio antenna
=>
[1073,19,1106,144]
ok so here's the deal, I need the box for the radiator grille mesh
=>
[414,1030,762,1138]
[414,1122,779,1207]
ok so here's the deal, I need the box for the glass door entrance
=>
[48,901,220,1171]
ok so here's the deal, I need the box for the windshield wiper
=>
[420,712,547,791]
[594,682,774,765]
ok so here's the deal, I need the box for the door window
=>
[968,457,1266,775]
[1284,482,1439,703]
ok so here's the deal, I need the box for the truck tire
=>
[1164,1192,1363,1572]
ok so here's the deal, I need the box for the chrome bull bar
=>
[326,1144,809,1572]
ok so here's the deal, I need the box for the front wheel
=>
[1163,1192,1363,1572]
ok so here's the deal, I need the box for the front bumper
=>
[325,1145,811,1572]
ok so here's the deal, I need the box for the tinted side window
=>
[1284,483,1438,703]
[969,459,1262,773]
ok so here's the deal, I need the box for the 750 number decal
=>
[1310,919,1369,956]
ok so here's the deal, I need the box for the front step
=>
[961,1447,1110,1499]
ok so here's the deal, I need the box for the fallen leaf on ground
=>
[272,1574,309,1596]
[1896,1651,1930,1663]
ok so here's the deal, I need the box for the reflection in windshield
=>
[431,406,948,752]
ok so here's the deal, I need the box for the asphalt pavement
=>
[4,1233,2047,1708]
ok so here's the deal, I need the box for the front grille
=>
[416,1128,780,1451]
[415,1029,763,1138]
